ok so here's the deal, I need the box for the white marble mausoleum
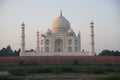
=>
[20,11,95,56]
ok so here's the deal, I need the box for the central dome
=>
[52,12,70,33]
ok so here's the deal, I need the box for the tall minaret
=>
[78,31,81,52]
[89,21,95,56]
[20,22,25,56]
[36,31,40,52]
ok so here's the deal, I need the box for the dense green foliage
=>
[1,64,120,80]
[0,45,35,56]
[0,77,21,80]
[0,76,120,80]
[0,45,20,56]
[73,60,79,65]
[95,74,120,80]
[8,65,120,75]
[98,50,120,56]
[8,68,27,76]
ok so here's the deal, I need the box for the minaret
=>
[78,30,81,52]
[20,22,25,56]
[36,31,40,52]
[89,21,95,56]
[60,10,62,16]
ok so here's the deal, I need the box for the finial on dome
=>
[91,20,94,24]
[60,10,62,16]
[21,22,25,26]
[79,30,80,34]
[37,30,39,33]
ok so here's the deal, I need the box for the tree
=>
[98,50,120,56]
[0,45,20,56]
[0,45,12,56]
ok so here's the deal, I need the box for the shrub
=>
[18,61,25,66]
[73,60,79,65]
[0,77,20,80]
[52,66,62,74]
[61,66,74,72]
[31,61,38,66]
[8,68,27,76]
[95,74,120,80]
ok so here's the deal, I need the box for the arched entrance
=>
[54,39,63,52]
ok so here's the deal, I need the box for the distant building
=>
[20,11,95,56]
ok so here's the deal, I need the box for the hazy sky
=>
[0,0,120,54]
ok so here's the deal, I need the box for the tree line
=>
[98,50,120,56]
[0,45,120,56]
[8,65,120,75]
[0,45,20,56]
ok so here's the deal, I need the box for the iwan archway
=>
[54,39,63,52]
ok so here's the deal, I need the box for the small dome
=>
[52,12,70,33]
[46,29,52,36]
[46,29,51,33]
[68,28,74,33]
[68,28,75,36]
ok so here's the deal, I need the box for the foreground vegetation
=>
[0,74,120,80]
[7,65,120,76]
[0,63,120,80]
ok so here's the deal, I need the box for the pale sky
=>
[0,0,120,54]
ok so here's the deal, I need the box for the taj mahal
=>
[20,11,95,56]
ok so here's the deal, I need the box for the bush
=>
[27,67,38,73]
[43,66,53,73]
[31,61,38,66]
[95,74,120,80]
[80,66,105,74]
[0,77,20,80]
[73,60,79,65]
[19,61,25,66]
[52,66,62,74]
[61,66,74,72]
[8,68,27,76]
[8,65,120,75]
